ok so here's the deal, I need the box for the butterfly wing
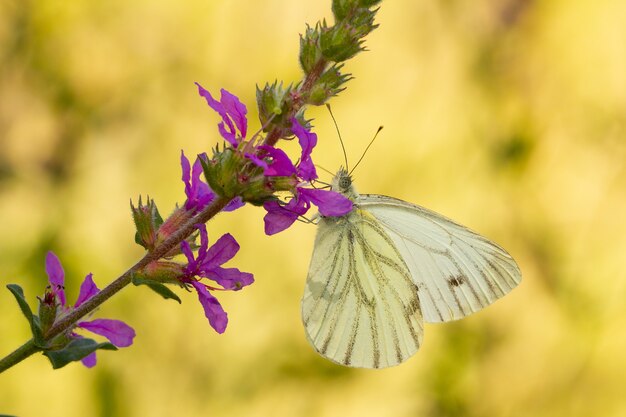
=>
[359,194,521,323]
[302,208,424,368]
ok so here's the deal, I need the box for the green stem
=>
[0,196,230,374]
[0,340,39,373]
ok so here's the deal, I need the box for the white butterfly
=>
[302,168,521,368]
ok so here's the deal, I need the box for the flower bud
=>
[38,289,59,333]
[306,64,352,105]
[136,260,185,285]
[320,22,363,62]
[299,24,323,73]
[256,81,293,132]
[240,175,298,206]
[332,0,358,21]
[155,207,193,255]
[131,196,163,251]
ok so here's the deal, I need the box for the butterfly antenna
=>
[350,126,383,176]
[326,104,349,172]
[315,163,335,177]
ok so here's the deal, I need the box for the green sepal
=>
[131,273,182,304]
[256,81,294,133]
[43,338,117,369]
[332,0,357,21]
[299,25,323,73]
[333,0,382,21]
[131,196,163,251]
[38,297,58,335]
[307,64,353,105]
[6,284,45,346]
[319,22,363,62]
[359,0,382,7]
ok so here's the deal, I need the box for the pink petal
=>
[78,319,136,347]
[203,233,240,266]
[191,281,228,334]
[204,267,254,290]
[262,200,302,235]
[75,273,99,308]
[223,197,245,212]
[299,188,353,217]
[219,88,248,139]
[45,251,66,306]
[81,352,97,368]
[180,240,195,266]
[291,119,318,181]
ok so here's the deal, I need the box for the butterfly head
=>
[332,168,359,201]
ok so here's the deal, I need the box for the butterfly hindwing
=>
[302,207,424,369]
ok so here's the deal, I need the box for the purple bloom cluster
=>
[44,252,135,368]
[195,83,353,235]
[180,224,254,333]
[257,119,353,234]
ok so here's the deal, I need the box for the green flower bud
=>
[131,196,163,251]
[136,260,185,285]
[320,22,363,62]
[38,291,58,333]
[256,81,293,132]
[299,24,323,73]
[359,0,382,8]
[155,206,193,255]
[332,0,358,21]
[306,64,353,105]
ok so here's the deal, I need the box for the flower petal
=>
[45,251,66,306]
[75,273,99,308]
[195,223,209,259]
[191,281,228,333]
[78,319,136,347]
[291,119,318,181]
[202,233,240,267]
[196,82,238,147]
[181,150,192,192]
[182,152,215,212]
[81,351,97,368]
[248,145,297,177]
[219,88,248,139]
[223,196,245,212]
[299,188,353,217]
[262,198,307,235]
[203,267,254,290]
[181,240,195,266]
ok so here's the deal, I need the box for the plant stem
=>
[0,196,230,374]
[0,340,39,373]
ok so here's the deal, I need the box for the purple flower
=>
[255,119,353,235]
[263,188,354,235]
[180,224,254,333]
[44,252,136,368]
[181,151,245,213]
[196,82,248,147]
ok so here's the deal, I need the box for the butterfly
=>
[302,168,521,368]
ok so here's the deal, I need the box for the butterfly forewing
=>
[302,208,424,368]
[359,194,522,323]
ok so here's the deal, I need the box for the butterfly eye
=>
[339,176,351,191]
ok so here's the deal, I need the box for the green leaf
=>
[6,284,44,346]
[43,338,117,369]
[132,274,182,303]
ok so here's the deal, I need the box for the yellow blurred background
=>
[1,0,625,416]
